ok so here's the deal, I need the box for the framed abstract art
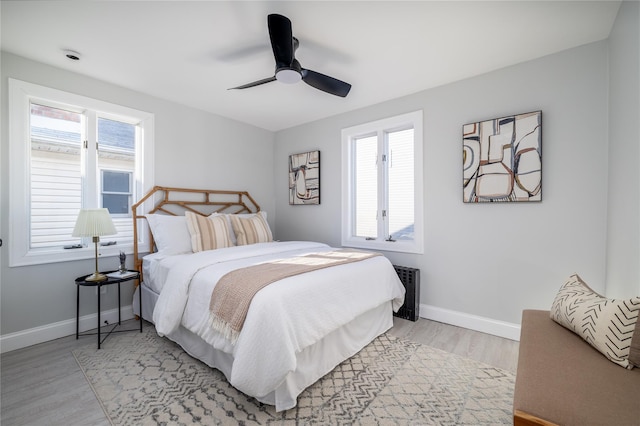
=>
[463,111,542,203]
[289,150,320,205]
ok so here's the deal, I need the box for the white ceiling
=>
[1,1,621,131]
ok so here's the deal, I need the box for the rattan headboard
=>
[131,186,260,277]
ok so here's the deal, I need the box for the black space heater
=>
[392,265,420,322]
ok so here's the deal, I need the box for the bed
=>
[131,186,406,411]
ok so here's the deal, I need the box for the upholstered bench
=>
[513,309,640,426]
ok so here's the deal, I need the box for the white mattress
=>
[142,251,185,293]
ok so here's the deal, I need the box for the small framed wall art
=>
[463,111,542,203]
[289,150,320,205]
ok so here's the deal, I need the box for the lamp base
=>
[84,272,107,282]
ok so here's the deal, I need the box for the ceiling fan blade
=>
[228,76,277,90]
[268,14,294,68]
[301,69,352,97]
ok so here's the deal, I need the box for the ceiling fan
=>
[229,14,352,98]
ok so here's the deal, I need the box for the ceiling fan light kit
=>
[276,68,302,84]
[229,14,351,97]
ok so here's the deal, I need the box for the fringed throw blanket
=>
[209,249,381,343]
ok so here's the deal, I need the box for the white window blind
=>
[387,128,415,241]
[30,103,83,249]
[354,135,378,238]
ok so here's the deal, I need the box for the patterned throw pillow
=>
[210,211,268,246]
[229,213,273,245]
[631,319,640,368]
[185,211,233,252]
[550,274,640,369]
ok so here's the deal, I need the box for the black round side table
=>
[75,270,142,349]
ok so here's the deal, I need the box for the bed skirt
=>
[133,284,393,411]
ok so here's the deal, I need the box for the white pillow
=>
[210,211,268,245]
[145,214,192,254]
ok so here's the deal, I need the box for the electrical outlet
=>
[95,287,108,295]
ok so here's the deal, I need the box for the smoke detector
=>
[64,49,81,61]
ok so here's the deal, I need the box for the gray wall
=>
[0,52,275,336]
[606,1,640,298]
[2,3,638,344]
[274,41,611,325]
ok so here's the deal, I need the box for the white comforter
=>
[152,241,405,402]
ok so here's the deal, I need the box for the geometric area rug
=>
[73,326,514,425]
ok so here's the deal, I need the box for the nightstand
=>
[75,270,142,349]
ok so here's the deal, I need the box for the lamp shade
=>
[72,208,117,238]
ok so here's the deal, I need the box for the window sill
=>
[341,238,423,255]
[8,242,147,267]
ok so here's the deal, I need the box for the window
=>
[102,170,132,215]
[9,79,154,266]
[341,110,423,254]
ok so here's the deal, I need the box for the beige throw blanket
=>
[209,249,381,343]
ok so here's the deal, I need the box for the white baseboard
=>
[419,304,521,341]
[2,303,520,353]
[0,305,135,354]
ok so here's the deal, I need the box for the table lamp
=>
[72,208,117,281]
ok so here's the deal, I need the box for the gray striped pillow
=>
[550,274,640,369]
[229,213,273,246]
[185,211,233,252]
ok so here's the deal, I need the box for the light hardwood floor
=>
[1,317,519,425]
